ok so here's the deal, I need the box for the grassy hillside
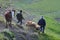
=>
[45,17,60,40]
[0,0,60,17]
[9,0,60,39]
[0,29,15,40]
[32,15,60,40]
[12,0,60,18]
[0,16,60,40]
[0,0,60,40]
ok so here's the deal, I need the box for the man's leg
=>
[42,26,45,33]
[40,26,42,32]
[20,20,22,25]
[17,20,19,23]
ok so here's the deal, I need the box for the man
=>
[11,9,16,22]
[11,10,15,18]
[16,10,24,25]
[38,16,46,33]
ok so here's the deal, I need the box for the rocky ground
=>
[0,13,39,40]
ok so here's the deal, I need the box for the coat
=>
[38,18,46,27]
[16,13,24,21]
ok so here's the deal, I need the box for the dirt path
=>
[0,10,38,40]
[0,21,6,32]
[0,20,39,40]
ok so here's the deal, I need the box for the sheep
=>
[5,9,16,28]
[5,10,12,28]
[26,21,40,31]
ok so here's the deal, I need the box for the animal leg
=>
[9,22,12,28]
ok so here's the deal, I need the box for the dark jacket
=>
[38,18,46,27]
[16,13,24,21]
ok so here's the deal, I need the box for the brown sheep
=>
[5,10,12,28]
[5,9,16,28]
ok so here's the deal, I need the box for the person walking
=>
[38,16,46,33]
[16,10,24,25]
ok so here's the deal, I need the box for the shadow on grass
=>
[39,33,56,40]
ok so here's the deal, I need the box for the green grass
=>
[0,29,15,40]
[33,15,60,40]
[0,16,4,21]
[13,0,60,11]
[45,16,60,40]
[0,0,60,40]
[0,33,5,40]
[12,0,60,18]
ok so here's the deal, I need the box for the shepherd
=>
[38,16,46,33]
[16,10,24,25]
